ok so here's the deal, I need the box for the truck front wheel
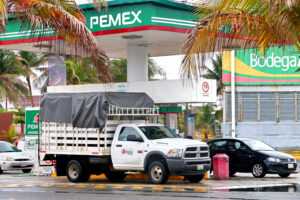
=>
[148,161,169,184]
[185,174,204,183]
[66,160,90,182]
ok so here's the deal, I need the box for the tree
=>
[181,0,300,78]
[17,51,48,107]
[66,57,100,85]
[0,50,28,108]
[111,58,165,82]
[195,104,216,139]
[202,54,223,96]
[0,0,112,82]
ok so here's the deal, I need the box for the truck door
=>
[112,126,145,170]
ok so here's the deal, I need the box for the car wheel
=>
[0,167,3,174]
[22,169,32,173]
[252,163,266,178]
[66,160,89,182]
[104,171,126,182]
[185,174,205,183]
[279,173,291,178]
[148,161,169,184]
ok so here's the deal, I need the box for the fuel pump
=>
[184,109,198,138]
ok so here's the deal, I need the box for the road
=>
[0,171,300,200]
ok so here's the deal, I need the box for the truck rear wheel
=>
[104,171,126,182]
[148,161,169,184]
[66,160,90,182]
[185,174,204,183]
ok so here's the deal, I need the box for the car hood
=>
[259,151,294,159]
[0,152,30,160]
[150,138,207,149]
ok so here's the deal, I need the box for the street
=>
[1,168,300,200]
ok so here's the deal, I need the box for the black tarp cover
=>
[40,92,154,128]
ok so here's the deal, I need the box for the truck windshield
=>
[139,126,179,140]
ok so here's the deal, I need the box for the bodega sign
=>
[222,46,300,85]
[89,10,142,30]
[250,53,300,71]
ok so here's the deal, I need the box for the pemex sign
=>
[25,109,40,136]
[222,46,300,85]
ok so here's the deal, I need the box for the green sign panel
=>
[222,45,300,85]
[25,110,40,136]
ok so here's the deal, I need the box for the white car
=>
[0,141,34,174]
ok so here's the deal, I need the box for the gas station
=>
[0,0,217,173]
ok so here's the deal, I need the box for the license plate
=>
[21,163,26,167]
[197,164,204,171]
[288,164,294,169]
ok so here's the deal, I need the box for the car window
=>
[243,140,275,151]
[0,142,21,153]
[229,141,242,150]
[210,140,228,152]
[118,127,142,141]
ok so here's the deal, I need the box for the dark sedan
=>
[207,138,297,178]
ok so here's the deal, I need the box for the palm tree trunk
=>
[26,75,34,107]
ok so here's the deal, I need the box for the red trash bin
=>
[213,154,229,179]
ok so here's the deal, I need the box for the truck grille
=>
[184,146,209,159]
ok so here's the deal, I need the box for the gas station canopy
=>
[0,0,198,58]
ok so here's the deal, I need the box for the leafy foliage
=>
[181,0,300,78]
[0,49,28,106]
[111,58,165,82]
[0,0,112,82]
[202,54,223,95]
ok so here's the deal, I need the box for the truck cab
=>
[112,124,211,184]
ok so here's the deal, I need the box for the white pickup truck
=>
[39,92,210,184]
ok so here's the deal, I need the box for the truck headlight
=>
[167,149,183,158]
[267,157,281,162]
[4,156,14,161]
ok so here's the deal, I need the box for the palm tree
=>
[17,51,47,107]
[181,0,300,78]
[202,54,223,96]
[0,50,28,108]
[111,58,165,82]
[0,0,112,82]
[66,57,100,85]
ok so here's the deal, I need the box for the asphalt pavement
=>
[0,162,300,200]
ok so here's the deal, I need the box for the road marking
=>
[94,186,107,189]
[172,188,185,191]
[131,186,144,190]
[57,185,69,188]
[194,188,207,192]
[152,187,164,190]
[24,185,35,187]
[75,185,87,188]
[112,186,124,189]
[6,184,19,187]
[41,185,53,187]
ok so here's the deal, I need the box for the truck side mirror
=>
[127,135,143,142]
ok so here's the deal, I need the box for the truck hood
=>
[150,138,207,149]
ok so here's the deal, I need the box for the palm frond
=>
[181,0,300,79]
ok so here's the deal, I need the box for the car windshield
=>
[243,140,275,151]
[139,126,179,140]
[0,142,21,153]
